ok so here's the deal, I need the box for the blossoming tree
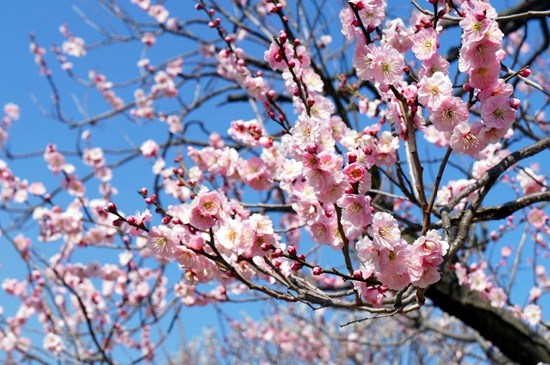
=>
[1,0,549,363]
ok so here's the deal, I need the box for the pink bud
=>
[519,68,531,77]
[305,142,317,154]
[272,248,284,258]
[312,266,322,275]
[509,98,521,110]
[287,245,297,256]
[106,202,117,213]
[474,11,486,21]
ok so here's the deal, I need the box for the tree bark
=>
[427,270,550,365]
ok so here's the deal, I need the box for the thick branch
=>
[427,270,550,365]
[472,190,550,222]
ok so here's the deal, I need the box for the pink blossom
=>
[352,281,383,307]
[131,0,150,10]
[469,60,500,90]
[488,287,507,308]
[517,166,545,195]
[371,45,404,85]
[481,95,516,129]
[44,144,66,174]
[126,209,152,236]
[343,162,365,184]
[449,122,488,156]
[411,230,449,288]
[479,124,509,144]
[189,190,224,230]
[430,96,469,132]
[412,27,438,61]
[228,119,263,146]
[148,225,179,258]
[43,332,64,354]
[340,7,358,40]
[373,131,399,166]
[423,125,449,147]
[355,235,376,263]
[418,71,453,110]
[528,208,548,229]
[140,139,160,158]
[28,182,46,195]
[501,245,513,258]
[523,304,542,326]
[368,212,401,251]
[459,39,500,72]
[3,103,20,121]
[310,215,340,248]
[62,174,86,197]
[477,78,513,102]
[468,269,489,292]
[376,245,413,291]
[382,18,413,53]
[141,32,156,47]
[239,157,273,190]
[418,54,449,79]
[148,4,169,23]
[336,194,372,240]
[62,37,86,57]
[353,43,376,81]
[459,14,491,43]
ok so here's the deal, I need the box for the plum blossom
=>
[418,71,453,110]
[148,225,180,258]
[376,245,415,291]
[412,27,438,61]
[372,45,404,85]
[449,122,488,156]
[239,157,273,190]
[3,103,20,121]
[62,37,86,57]
[459,39,500,72]
[430,96,469,132]
[43,333,64,354]
[148,4,169,23]
[140,139,160,158]
[337,194,372,240]
[528,208,548,229]
[481,95,516,129]
[343,162,365,184]
[410,230,449,288]
[523,304,542,326]
[488,287,507,308]
[469,60,500,90]
[382,18,413,53]
[189,190,225,231]
[368,212,401,251]
[517,166,545,195]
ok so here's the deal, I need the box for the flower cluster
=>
[356,213,448,295]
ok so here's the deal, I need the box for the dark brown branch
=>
[472,190,550,222]
[427,270,550,365]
